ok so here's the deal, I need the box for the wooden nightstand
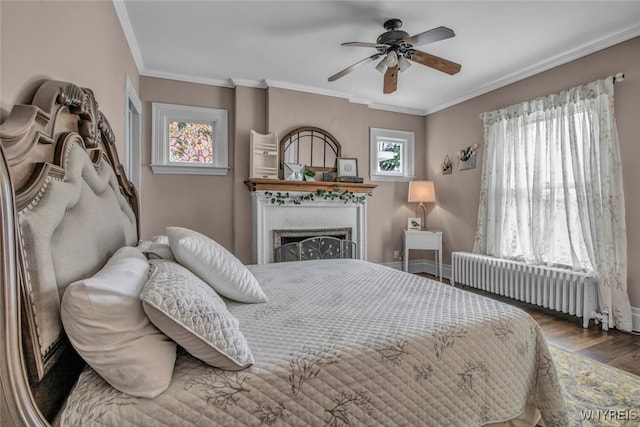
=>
[403,230,443,281]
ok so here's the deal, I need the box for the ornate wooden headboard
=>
[1,80,140,425]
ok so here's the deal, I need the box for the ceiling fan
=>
[328,19,461,94]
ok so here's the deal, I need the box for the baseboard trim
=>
[632,307,640,333]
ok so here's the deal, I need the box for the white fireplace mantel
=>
[251,190,369,264]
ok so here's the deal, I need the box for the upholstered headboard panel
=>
[0,80,139,425]
[18,138,138,380]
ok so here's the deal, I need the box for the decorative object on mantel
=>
[408,180,436,230]
[250,130,279,179]
[280,127,341,179]
[337,176,364,183]
[322,172,336,182]
[441,155,452,175]
[303,167,316,181]
[337,157,359,178]
[284,162,305,180]
[457,144,478,171]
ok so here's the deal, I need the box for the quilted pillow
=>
[140,260,254,370]
[166,226,267,303]
[60,246,177,398]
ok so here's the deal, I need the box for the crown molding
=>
[263,79,353,100]
[141,70,236,88]
[230,78,269,89]
[367,103,426,116]
[112,0,145,73]
[264,80,424,115]
[423,22,640,115]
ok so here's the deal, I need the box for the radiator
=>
[450,252,608,330]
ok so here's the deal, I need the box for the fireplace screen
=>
[274,236,356,262]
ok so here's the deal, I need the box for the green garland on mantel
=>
[264,186,371,206]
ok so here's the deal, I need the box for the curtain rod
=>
[478,72,626,119]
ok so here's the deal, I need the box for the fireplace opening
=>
[273,228,352,249]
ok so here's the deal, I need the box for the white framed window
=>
[151,102,229,175]
[369,128,414,182]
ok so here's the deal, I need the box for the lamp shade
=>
[408,180,436,203]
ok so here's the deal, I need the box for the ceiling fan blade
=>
[383,65,398,94]
[342,41,390,49]
[328,53,382,82]
[409,50,461,75]
[403,26,455,47]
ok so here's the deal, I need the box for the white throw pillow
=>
[140,260,254,370]
[166,226,267,303]
[61,246,177,398]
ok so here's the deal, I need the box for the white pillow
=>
[61,246,177,398]
[140,260,254,370]
[166,226,267,303]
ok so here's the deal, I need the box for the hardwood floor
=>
[523,306,640,376]
[419,273,640,377]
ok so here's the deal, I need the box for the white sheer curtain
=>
[474,76,632,331]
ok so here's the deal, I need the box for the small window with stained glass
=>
[169,121,213,164]
[152,103,228,175]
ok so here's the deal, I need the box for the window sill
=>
[369,175,413,183]
[150,164,230,176]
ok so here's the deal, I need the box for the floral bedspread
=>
[61,259,567,426]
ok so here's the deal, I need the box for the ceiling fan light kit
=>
[328,19,461,94]
[397,55,412,72]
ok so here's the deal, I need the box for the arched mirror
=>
[279,127,341,178]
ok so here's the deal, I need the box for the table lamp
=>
[408,180,436,230]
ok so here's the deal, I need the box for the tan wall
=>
[232,86,267,263]
[0,0,139,155]
[267,87,425,263]
[138,83,424,264]
[138,77,237,251]
[425,36,640,308]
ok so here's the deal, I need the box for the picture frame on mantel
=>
[337,157,358,177]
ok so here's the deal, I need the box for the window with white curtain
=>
[497,110,593,271]
[474,76,632,330]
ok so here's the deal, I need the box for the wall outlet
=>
[393,250,400,260]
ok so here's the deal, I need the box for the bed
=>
[0,80,568,426]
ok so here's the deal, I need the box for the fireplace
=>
[250,190,368,264]
[273,228,352,249]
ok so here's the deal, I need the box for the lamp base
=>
[416,203,427,230]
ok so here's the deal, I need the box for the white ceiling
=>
[118,1,640,115]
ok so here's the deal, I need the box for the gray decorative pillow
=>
[140,260,254,370]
